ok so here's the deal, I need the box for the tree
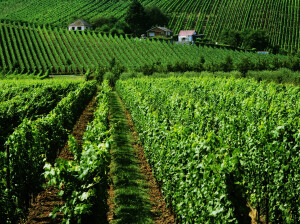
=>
[220,28,242,48]
[145,5,169,28]
[125,0,147,36]
[220,55,234,72]
[237,57,254,76]
[242,29,269,50]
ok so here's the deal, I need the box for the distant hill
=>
[0,21,291,74]
[0,0,299,52]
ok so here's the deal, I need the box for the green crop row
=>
[0,21,294,75]
[0,80,81,151]
[0,81,97,223]
[1,0,299,52]
[116,76,300,223]
[44,80,112,223]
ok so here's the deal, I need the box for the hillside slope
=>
[0,0,299,53]
[0,21,290,74]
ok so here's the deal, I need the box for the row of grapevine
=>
[0,81,97,223]
[1,0,299,52]
[116,76,300,223]
[0,80,81,151]
[0,21,293,74]
[44,81,112,223]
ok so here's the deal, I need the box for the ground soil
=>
[119,94,176,224]
[106,111,115,223]
[25,96,98,224]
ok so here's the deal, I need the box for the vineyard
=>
[0,0,300,52]
[1,0,300,223]
[116,76,300,223]
[0,79,98,223]
[0,21,294,74]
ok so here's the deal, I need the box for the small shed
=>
[146,27,173,38]
[68,19,92,31]
[178,30,197,42]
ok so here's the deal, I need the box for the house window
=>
[149,32,155,37]
[72,27,75,30]
[167,32,170,36]
[78,27,82,31]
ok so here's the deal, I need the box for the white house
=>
[68,19,92,31]
[178,30,202,43]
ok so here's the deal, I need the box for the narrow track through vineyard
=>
[108,91,176,223]
[26,95,99,223]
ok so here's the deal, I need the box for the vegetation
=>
[109,90,152,223]
[44,81,111,223]
[0,80,80,151]
[117,76,300,223]
[125,0,169,36]
[220,29,270,51]
[0,0,299,52]
[0,21,298,75]
[1,0,300,223]
[0,81,97,223]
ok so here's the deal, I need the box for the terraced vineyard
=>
[0,0,299,52]
[0,21,292,74]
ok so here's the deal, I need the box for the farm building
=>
[68,19,92,31]
[178,30,204,43]
[146,27,173,38]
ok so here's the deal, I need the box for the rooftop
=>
[146,27,173,33]
[179,30,196,36]
[69,19,92,27]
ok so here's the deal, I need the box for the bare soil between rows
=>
[25,96,98,224]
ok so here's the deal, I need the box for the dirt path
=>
[25,96,98,224]
[107,91,176,223]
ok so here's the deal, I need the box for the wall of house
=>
[147,28,172,37]
[68,26,87,31]
[179,35,193,42]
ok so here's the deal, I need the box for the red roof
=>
[179,30,196,36]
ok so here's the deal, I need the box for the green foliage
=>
[0,80,80,151]
[119,71,144,80]
[219,55,234,72]
[93,17,129,35]
[44,83,111,223]
[116,76,300,223]
[84,69,91,81]
[241,29,270,51]
[0,0,300,52]
[109,91,152,223]
[1,81,97,222]
[236,57,255,75]
[0,21,294,75]
[220,28,270,51]
[220,29,242,48]
[145,5,169,28]
[125,0,147,36]
[103,72,117,87]
[93,66,107,84]
[124,1,169,36]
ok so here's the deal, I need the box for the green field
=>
[0,21,295,74]
[1,0,300,223]
[1,0,299,52]
[117,75,300,223]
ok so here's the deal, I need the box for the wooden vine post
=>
[6,144,10,189]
